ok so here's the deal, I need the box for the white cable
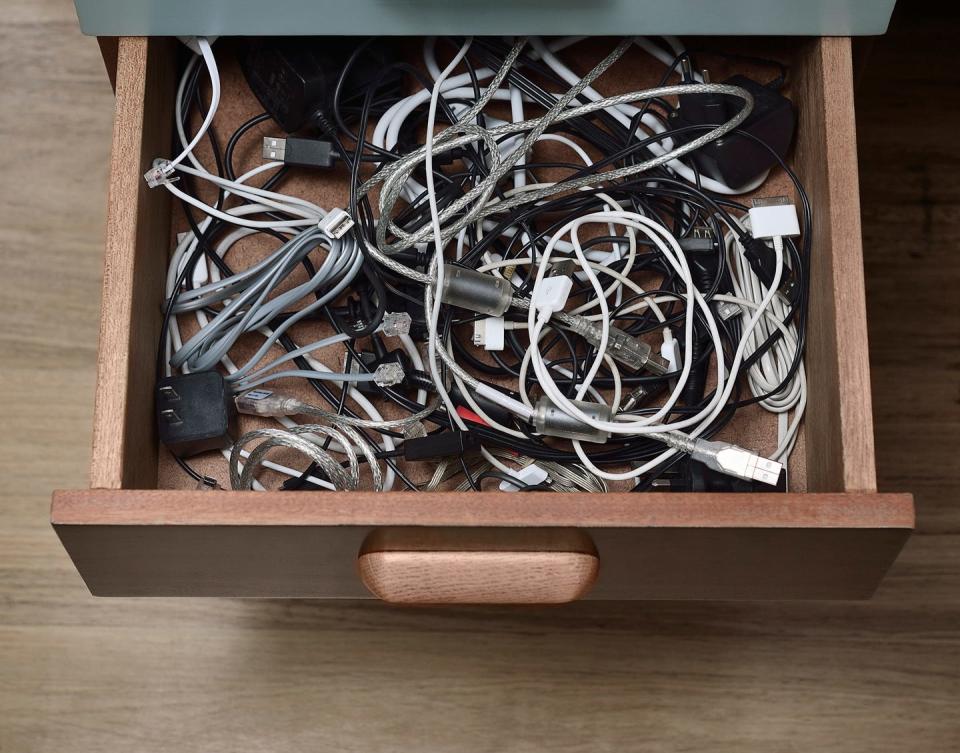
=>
[167,38,220,171]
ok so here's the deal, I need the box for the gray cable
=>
[170,226,363,374]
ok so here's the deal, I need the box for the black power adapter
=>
[669,73,796,188]
[240,38,401,134]
[156,371,236,458]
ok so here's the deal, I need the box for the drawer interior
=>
[90,35,875,496]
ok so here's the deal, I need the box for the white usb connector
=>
[499,464,550,491]
[318,208,355,240]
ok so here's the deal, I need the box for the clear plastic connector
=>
[380,312,412,337]
[373,362,405,387]
[144,160,176,188]
[403,421,427,440]
[235,389,302,417]
[564,317,668,375]
[661,432,784,486]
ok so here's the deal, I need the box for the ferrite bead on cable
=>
[533,396,612,444]
[440,264,513,317]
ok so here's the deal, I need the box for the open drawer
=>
[52,36,913,602]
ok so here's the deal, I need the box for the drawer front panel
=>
[53,491,912,599]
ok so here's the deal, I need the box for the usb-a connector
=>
[235,389,302,417]
[660,432,784,486]
[692,440,784,486]
[319,208,355,240]
[262,136,335,168]
[262,137,287,161]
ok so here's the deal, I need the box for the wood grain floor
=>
[1,3,957,751]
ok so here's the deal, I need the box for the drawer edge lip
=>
[51,489,915,530]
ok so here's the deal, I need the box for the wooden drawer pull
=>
[358,528,599,605]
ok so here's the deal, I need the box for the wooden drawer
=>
[51,36,913,602]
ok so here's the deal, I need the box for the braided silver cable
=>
[376,123,505,254]
[231,427,355,491]
[293,397,442,430]
[334,423,384,492]
[230,424,385,491]
[360,80,752,259]
[367,38,527,192]
[367,39,631,256]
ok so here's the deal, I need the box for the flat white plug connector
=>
[499,464,550,491]
[472,317,505,350]
[749,196,800,239]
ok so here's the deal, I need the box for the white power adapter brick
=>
[749,197,800,239]
[499,464,549,491]
[473,317,505,350]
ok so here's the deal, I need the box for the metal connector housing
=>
[689,438,784,486]
[262,137,286,161]
[440,264,513,317]
[533,396,612,444]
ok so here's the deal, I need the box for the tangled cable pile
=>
[150,35,809,493]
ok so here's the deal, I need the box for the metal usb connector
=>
[659,432,784,486]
